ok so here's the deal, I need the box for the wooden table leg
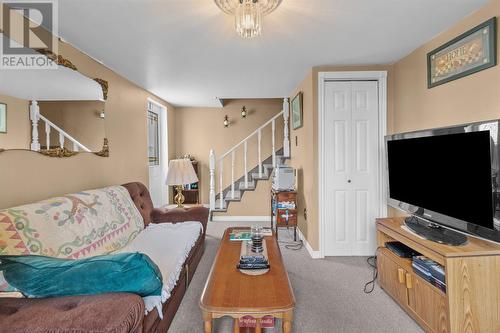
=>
[282,311,293,333]
[204,320,212,333]
[233,317,240,333]
[203,311,212,333]
[255,318,262,333]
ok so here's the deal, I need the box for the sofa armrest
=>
[151,207,209,233]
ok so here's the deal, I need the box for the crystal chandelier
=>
[214,0,282,38]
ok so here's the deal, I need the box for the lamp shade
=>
[166,159,198,185]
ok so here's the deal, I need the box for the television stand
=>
[377,217,500,333]
[404,215,468,246]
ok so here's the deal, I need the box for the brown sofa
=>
[0,182,209,333]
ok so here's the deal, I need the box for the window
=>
[147,108,159,166]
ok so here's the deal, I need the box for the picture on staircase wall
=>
[0,103,6,133]
[291,92,303,130]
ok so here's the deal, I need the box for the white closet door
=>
[324,81,379,256]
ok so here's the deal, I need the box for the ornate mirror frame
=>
[0,51,110,158]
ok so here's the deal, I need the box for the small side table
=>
[271,190,298,241]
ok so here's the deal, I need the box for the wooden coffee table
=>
[200,228,295,333]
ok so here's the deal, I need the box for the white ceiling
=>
[57,0,489,107]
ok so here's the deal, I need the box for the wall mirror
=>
[0,53,109,157]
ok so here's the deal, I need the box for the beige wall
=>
[295,0,499,250]
[290,65,394,250]
[393,0,500,134]
[0,93,30,150]
[175,98,284,216]
[387,1,500,219]
[288,70,315,245]
[0,41,175,209]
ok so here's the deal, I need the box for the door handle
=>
[397,268,406,284]
[405,273,413,289]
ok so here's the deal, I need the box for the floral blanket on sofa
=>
[0,186,144,292]
[0,186,144,260]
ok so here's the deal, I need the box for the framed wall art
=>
[291,92,303,130]
[0,103,6,133]
[428,17,497,88]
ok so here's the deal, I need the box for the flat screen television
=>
[386,120,500,245]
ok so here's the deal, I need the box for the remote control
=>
[237,263,270,270]
[241,255,265,261]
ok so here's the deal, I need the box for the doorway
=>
[318,72,387,256]
[147,99,168,207]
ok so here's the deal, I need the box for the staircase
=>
[29,100,91,152]
[209,98,290,215]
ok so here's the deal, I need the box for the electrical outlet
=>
[304,208,307,221]
[295,136,298,146]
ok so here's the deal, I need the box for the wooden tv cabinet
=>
[376,218,500,333]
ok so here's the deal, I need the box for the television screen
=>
[387,131,494,230]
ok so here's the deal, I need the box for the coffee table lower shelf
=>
[201,309,293,333]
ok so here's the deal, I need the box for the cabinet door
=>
[408,273,449,333]
[377,251,409,307]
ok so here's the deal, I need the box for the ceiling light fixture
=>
[214,0,282,38]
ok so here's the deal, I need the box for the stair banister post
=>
[231,151,235,199]
[209,149,216,210]
[30,100,40,151]
[283,97,290,158]
[258,129,262,178]
[244,141,248,188]
[45,121,50,150]
[219,159,224,210]
[59,132,64,148]
[272,118,276,167]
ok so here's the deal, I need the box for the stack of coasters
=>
[412,256,446,293]
[237,255,270,270]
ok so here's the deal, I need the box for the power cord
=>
[277,227,304,250]
[363,247,382,294]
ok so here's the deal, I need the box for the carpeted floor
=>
[168,221,423,333]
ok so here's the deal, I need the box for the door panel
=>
[355,190,368,241]
[377,250,409,307]
[324,81,379,256]
[148,101,168,207]
[408,273,449,333]
[334,120,348,172]
[354,120,369,172]
[324,82,353,255]
[334,190,348,242]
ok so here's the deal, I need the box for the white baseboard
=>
[211,215,271,222]
[296,227,323,259]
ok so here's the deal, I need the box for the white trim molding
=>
[296,227,323,259]
[317,71,388,258]
[211,215,272,222]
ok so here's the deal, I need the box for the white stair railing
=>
[29,100,92,153]
[209,98,290,211]
[209,149,216,210]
